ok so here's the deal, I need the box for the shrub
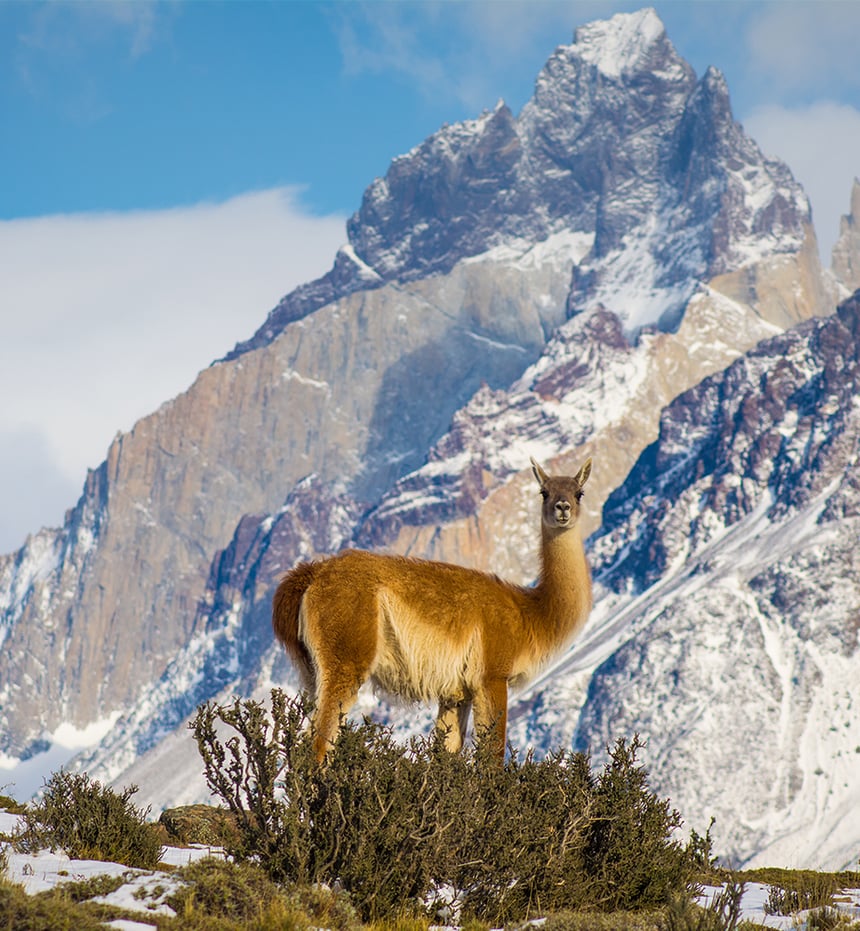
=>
[0,793,27,815]
[159,804,241,847]
[584,735,690,911]
[806,907,860,930]
[762,870,839,915]
[541,909,663,930]
[0,875,108,931]
[190,689,707,924]
[14,770,163,869]
[192,691,451,921]
[165,856,359,930]
[166,857,281,922]
[661,883,746,931]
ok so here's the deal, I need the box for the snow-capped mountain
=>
[507,290,860,869]
[2,8,857,868]
[832,179,860,297]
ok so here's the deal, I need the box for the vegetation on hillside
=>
[190,690,709,923]
[1,690,859,929]
[13,769,163,869]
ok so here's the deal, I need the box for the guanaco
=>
[272,456,593,761]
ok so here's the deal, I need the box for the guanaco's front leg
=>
[472,677,508,763]
[436,699,472,753]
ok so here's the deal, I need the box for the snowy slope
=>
[0,9,847,876]
[510,294,860,869]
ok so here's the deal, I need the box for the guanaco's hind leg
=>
[312,674,361,763]
[304,584,380,763]
[472,678,508,763]
[436,699,472,753]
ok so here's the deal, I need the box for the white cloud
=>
[0,188,346,553]
[17,0,164,61]
[745,2,860,98]
[0,426,80,554]
[743,101,860,262]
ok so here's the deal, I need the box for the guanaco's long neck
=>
[531,524,592,633]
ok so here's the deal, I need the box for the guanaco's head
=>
[530,456,592,533]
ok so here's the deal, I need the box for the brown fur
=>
[272,456,593,762]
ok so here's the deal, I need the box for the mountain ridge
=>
[2,9,859,869]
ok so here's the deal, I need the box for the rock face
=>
[507,291,860,868]
[832,178,860,294]
[231,9,825,355]
[0,8,845,867]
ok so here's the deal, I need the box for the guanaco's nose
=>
[556,500,571,523]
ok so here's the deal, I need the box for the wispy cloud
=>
[17,0,163,59]
[0,189,346,553]
[12,0,170,121]
[745,2,860,100]
[330,1,614,112]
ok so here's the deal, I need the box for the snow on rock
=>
[0,713,121,801]
[574,8,667,80]
[0,7,841,875]
[2,798,858,929]
[534,294,860,869]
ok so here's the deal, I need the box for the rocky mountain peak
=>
[231,7,817,356]
[831,178,860,293]
[0,10,843,868]
[572,7,668,79]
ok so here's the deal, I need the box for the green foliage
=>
[806,908,860,931]
[738,867,860,893]
[159,804,241,847]
[166,857,279,922]
[0,793,27,815]
[747,867,860,918]
[51,872,128,903]
[190,689,707,924]
[14,770,163,869]
[541,910,664,930]
[806,907,860,930]
[165,856,359,930]
[584,735,690,911]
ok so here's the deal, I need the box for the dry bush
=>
[191,690,707,924]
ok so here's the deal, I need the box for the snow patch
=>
[462,228,594,270]
[574,8,665,79]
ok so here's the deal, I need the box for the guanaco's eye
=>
[540,488,549,499]
[575,490,584,501]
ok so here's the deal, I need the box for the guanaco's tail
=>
[272,562,317,693]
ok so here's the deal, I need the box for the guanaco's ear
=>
[575,458,592,488]
[530,457,549,488]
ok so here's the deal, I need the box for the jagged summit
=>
[572,8,668,79]
[832,178,860,293]
[0,7,846,868]
[229,7,812,357]
[558,290,860,867]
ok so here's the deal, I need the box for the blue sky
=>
[2,0,860,552]
[4,1,859,221]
